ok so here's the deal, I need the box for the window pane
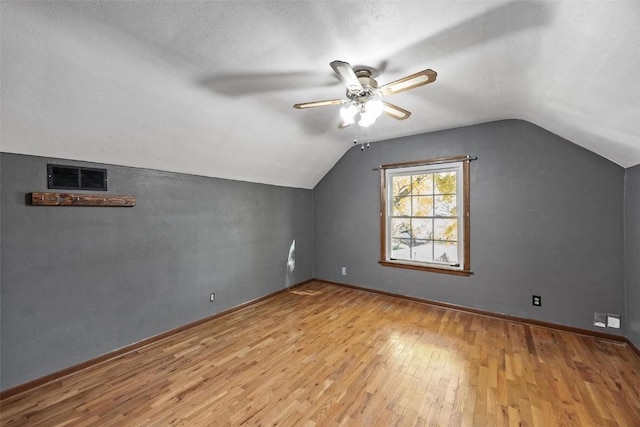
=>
[434,195,456,217]
[392,175,412,197]
[391,218,411,239]
[393,196,411,216]
[412,239,433,262]
[434,171,456,195]
[412,196,433,217]
[391,237,411,260]
[434,241,458,264]
[412,218,433,239]
[434,218,457,241]
[411,174,433,195]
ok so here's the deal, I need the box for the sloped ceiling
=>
[1,1,639,189]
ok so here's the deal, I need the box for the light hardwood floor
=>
[1,281,640,426]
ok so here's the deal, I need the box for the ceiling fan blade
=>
[330,60,363,92]
[338,121,351,129]
[293,99,346,109]
[379,69,437,96]
[382,101,412,120]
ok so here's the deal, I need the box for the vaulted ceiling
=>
[2,1,639,189]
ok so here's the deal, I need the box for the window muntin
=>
[380,157,471,276]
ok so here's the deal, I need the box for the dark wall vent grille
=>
[47,164,107,191]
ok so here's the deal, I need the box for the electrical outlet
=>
[532,295,541,306]
[209,292,215,302]
[341,267,347,276]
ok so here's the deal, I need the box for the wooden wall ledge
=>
[30,192,136,207]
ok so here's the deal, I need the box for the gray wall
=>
[626,165,640,348]
[314,120,626,333]
[0,153,313,390]
[1,120,634,391]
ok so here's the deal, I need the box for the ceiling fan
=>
[293,60,437,129]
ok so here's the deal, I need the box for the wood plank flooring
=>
[2,281,640,426]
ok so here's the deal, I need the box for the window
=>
[379,156,472,276]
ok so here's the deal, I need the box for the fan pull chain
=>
[352,119,371,151]
[360,123,370,150]
[353,119,358,146]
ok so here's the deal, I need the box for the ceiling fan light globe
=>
[340,104,358,124]
[364,99,384,118]
[358,112,377,127]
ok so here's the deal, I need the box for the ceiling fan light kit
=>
[340,99,384,128]
[293,60,437,139]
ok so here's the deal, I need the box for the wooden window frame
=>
[379,155,472,277]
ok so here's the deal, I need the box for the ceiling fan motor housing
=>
[347,69,379,103]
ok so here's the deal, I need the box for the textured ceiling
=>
[1,1,639,189]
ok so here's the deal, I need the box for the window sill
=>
[379,260,473,277]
